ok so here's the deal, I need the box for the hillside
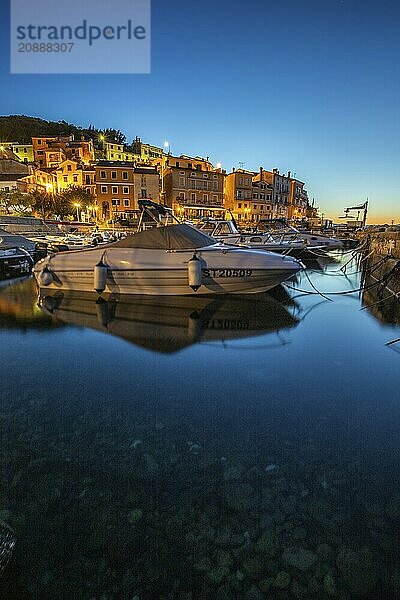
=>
[0,115,126,145]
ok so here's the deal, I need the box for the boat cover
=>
[109,224,216,250]
[0,229,35,250]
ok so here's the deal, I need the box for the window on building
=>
[203,194,208,201]
[123,172,128,179]
[100,171,106,179]
[191,193,196,201]
[101,186,107,193]
[112,186,118,194]
[203,174,208,179]
[122,186,129,194]
[67,164,72,172]
[141,189,147,198]
[238,203,242,208]
[63,176,68,182]
[111,171,117,179]
[73,176,78,183]
[179,177,185,187]
[260,206,264,211]
[260,194,265,199]
[85,175,90,184]
[124,199,130,207]
[112,199,120,206]
[213,195,218,202]
[175,162,180,167]
[179,192,184,199]
[254,194,259,199]
[188,163,192,169]
[37,139,42,145]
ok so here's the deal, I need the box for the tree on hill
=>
[0,115,129,147]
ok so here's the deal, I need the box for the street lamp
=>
[74,202,81,222]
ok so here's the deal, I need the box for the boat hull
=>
[34,246,302,296]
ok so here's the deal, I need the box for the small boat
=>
[34,223,303,296]
[195,218,323,259]
[256,219,344,250]
[0,228,47,263]
[38,290,299,353]
[0,244,33,283]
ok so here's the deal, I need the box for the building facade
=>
[163,155,225,220]
[103,142,139,163]
[95,161,159,221]
[288,175,308,221]
[54,159,83,191]
[224,169,254,223]
[32,136,95,169]
[132,137,164,163]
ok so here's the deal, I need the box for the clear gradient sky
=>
[1,0,399,223]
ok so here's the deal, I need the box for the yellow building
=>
[104,141,139,163]
[224,169,254,223]
[0,142,34,164]
[54,159,83,191]
[19,169,55,194]
[132,137,165,163]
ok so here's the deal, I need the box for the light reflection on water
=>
[0,257,399,600]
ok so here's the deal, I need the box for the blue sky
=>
[1,0,399,222]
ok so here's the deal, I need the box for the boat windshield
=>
[108,224,217,250]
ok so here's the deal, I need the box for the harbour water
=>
[1,252,399,599]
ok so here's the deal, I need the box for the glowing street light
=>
[74,202,81,222]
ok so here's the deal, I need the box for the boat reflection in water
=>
[39,289,299,353]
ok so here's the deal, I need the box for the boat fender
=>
[40,266,53,286]
[95,297,109,327]
[188,254,202,291]
[94,258,108,294]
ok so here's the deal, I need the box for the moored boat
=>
[0,244,33,283]
[34,223,303,296]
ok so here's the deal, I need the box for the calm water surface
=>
[0,253,399,600]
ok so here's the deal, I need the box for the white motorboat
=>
[256,219,344,250]
[34,223,303,296]
[195,218,324,259]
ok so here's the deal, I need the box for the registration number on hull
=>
[202,268,252,278]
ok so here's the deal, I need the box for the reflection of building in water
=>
[39,291,299,354]
[0,277,55,328]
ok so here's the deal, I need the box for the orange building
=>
[95,161,159,221]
